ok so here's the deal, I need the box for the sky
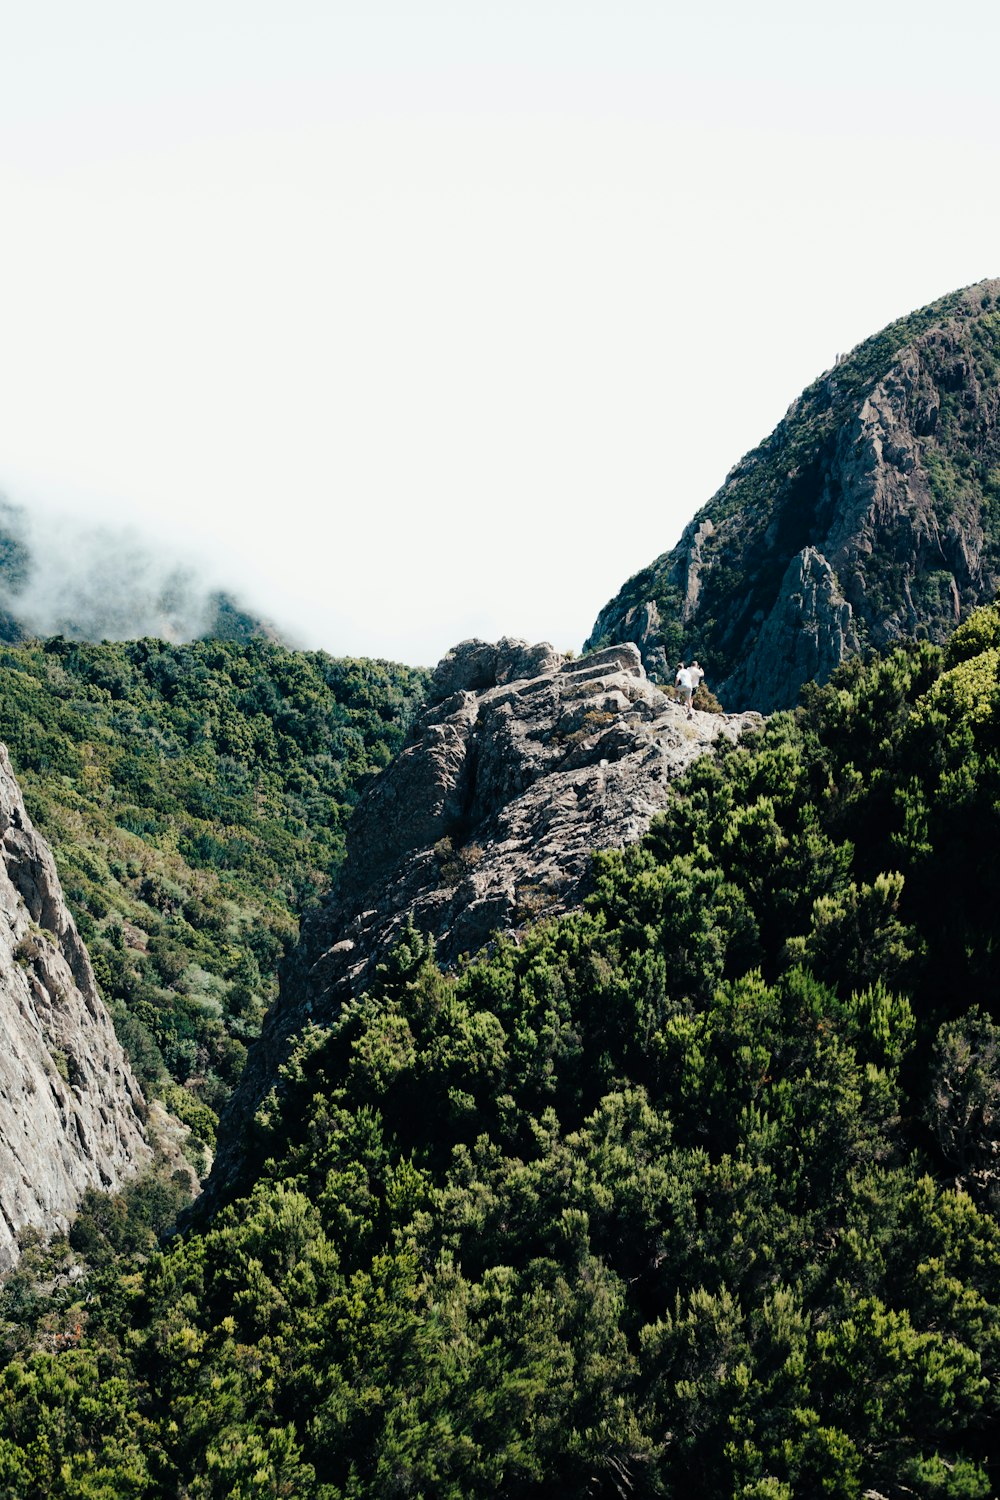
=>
[0,1,999,666]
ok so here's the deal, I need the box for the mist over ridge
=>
[0,495,286,647]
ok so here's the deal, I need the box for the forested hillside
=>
[4,607,1000,1496]
[0,636,427,1166]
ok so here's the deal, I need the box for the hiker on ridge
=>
[675,661,694,720]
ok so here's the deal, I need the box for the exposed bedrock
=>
[588,278,1000,710]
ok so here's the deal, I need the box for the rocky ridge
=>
[207,637,761,1205]
[0,743,148,1269]
[588,277,1000,711]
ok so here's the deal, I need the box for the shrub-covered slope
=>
[0,636,428,1158]
[5,607,1000,1494]
[588,277,1000,711]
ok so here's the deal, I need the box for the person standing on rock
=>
[675,661,694,719]
[690,660,705,705]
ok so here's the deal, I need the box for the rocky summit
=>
[0,745,149,1269]
[589,278,1000,711]
[207,636,760,1205]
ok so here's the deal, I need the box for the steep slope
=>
[588,277,1000,710]
[0,744,148,1270]
[206,635,760,1206]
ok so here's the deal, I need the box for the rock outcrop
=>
[588,277,1000,711]
[0,744,148,1269]
[207,637,761,1206]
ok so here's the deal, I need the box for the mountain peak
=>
[588,276,1000,710]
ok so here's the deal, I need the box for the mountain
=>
[9,284,1000,1494]
[5,610,1000,1493]
[588,277,1000,710]
[0,744,147,1270]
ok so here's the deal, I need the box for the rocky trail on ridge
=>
[207,637,761,1205]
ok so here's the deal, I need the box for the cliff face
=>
[588,278,1000,711]
[0,744,148,1269]
[207,637,761,1206]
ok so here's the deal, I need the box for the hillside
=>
[8,275,1000,1494]
[588,277,1000,710]
[0,636,428,1173]
[3,606,1000,1493]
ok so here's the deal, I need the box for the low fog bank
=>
[0,497,288,647]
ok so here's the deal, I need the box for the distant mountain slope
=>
[587,277,1000,710]
[0,496,280,645]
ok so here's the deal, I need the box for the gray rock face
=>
[726,547,860,710]
[587,278,1000,711]
[207,638,761,1206]
[0,744,148,1269]
[601,601,668,681]
[430,636,564,699]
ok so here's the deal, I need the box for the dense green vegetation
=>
[7,607,1000,1495]
[0,636,428,1153]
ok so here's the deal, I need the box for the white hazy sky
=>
[1,1,999,665]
